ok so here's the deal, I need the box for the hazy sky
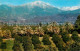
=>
[0,0,80,7]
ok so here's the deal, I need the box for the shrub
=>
[52,34,62,43]
[61,33,71,43]
[1,42,6,49]
[52,34,66,51]
[68,43,80,51]
[72,31,79,42]
[75,15,80,33]
[42,34,51,45]
[32,35,41,45]
[22,36,33,51]
[32,35,41,49]
[14,34,22,43]
[13,41,21,51]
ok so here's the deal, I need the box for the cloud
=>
[61,6,80,11]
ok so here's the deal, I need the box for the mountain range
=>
[0,1,80,24]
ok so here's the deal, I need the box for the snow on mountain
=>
[0,1,80,24]
[61,6,80,11]
[21,1,54,9]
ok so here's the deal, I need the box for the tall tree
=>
[22,36,33,51]
[32,35,41,49]
[32,35,40,45]
[13,41,21,51]
[61,32,71,43]
[52,34,66,51]
[75,15,80,33]
[72,31,80,42]
[68,43,80,51]
[42,34,51,45]
[39,22,42,27]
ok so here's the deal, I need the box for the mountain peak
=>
[28,1,50,5]
[33,1,44,3]
[21,1,53,9]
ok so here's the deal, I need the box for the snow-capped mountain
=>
[22,1,53,9]
[61,6,80,11]
[0,1,80,24]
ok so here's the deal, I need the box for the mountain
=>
[0,1,80,24]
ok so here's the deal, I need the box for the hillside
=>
[0,1,80,24]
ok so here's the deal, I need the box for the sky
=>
[0,0,80,8]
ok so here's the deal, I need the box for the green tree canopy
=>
[61,32,71,43]
[32,35,41,45]
[22,36,33,51]
[75,15,80,33]
[52,34,66,51]
[72,31,80,42]
[13,41,21,51]
[42,34,51,45]
[68,43,80,51]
